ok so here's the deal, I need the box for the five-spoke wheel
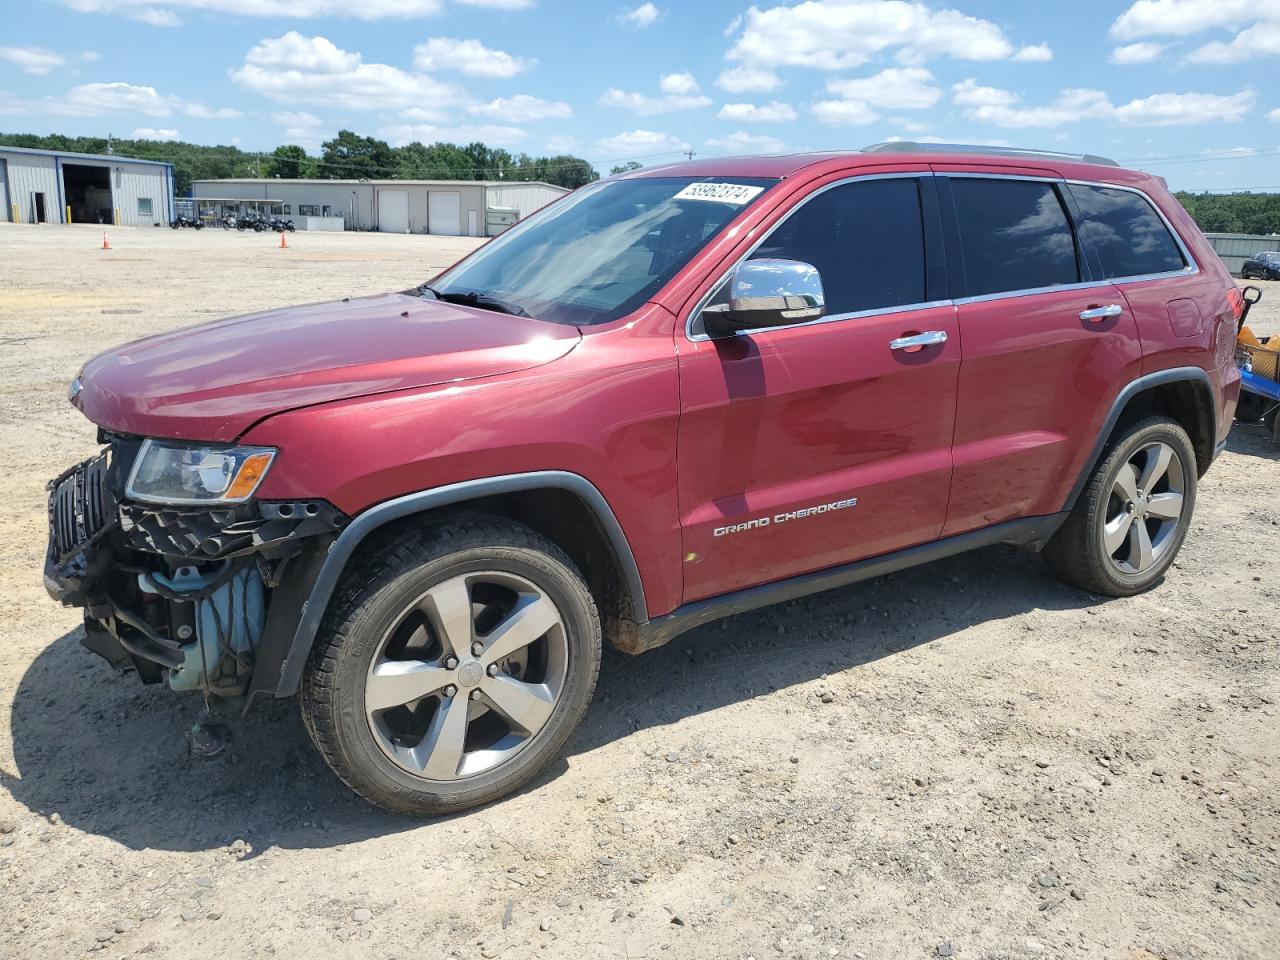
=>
[301,517,601,815]
[365,572,568,781]
[1044,416,1197,597]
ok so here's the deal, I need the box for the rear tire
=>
[1043,416,1197,597]
[300,516,601,815]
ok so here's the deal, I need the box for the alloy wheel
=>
[364,571,568,781]
[1101,440,1186,575]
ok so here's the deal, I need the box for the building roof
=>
[0,143,173,168]
[192,177,568,191]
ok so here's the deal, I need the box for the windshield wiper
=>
[418,285,530,318]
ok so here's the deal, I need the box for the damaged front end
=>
[45,433,347,704]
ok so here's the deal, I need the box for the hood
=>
[73,293,580,442]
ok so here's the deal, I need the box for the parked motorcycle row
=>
[170,212,296,232]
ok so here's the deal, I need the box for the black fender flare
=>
[266,471,647,698]
[1061,365,1215,513]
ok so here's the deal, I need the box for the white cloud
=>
[811,68,939,126]
[132,126,179,140]
[272,110,322,127]
[469,94,571,121]
[545,134,580,152]
[81,50,101,62]
[823,67,940,109]
[600,84,710,114]
[130,8,181,26]
[0,46,66,75]
[1187,21,1280,62]
[1201,146,1257,157]
[59,0,444,24]
[413,37,531,79]
[0,80,236,119]
[717,100,797,122]
[1110,41,1168,63]
[1115,90,1255,125]
[380,122,527,147]
[1013,43,1053,62]
[726,0,1029,70]
[597,128,689,157]
[811,99,879,125]
[1270,107,1280,122]
[706,130,786,153]
[619,2,661,28]
[456,0,535,7]
[953,77,1255,127]
[231,32,461,111]
[1111,0,1273,39]
[659,72,699,95]
[716,65,781,93]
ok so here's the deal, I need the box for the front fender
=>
[253,471,647,700]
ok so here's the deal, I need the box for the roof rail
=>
[861,141,1119,167]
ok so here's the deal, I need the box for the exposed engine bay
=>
[45,433,347,702]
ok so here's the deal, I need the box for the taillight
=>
[1228,286,1245,323]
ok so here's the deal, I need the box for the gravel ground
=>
[0,223,1277,960]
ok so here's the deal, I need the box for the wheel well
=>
[1115,378,1214,475]
[352,488,643,644]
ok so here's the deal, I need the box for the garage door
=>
[378,189,409,233]
[429,191,461,236]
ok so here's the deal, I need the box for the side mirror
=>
[702,258,825,336]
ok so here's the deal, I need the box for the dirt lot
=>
[0,223,1277,960]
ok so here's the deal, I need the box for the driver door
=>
[675,173,960,603]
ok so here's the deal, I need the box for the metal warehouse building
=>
[191,178,569,236]
[0,145,175,227]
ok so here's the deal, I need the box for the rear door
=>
[937,171,1144,535]
[676,172,960,603]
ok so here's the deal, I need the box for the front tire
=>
[1043,416,1197,597]
[300,516,601,815]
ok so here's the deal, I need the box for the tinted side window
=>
[1071,183,1185,279]
[950,178,1079,297]
[749,177,927,316]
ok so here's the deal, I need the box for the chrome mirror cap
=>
[704,258,826,335]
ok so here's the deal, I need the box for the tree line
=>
[0,129,601,196]
[1173,191,1280,235]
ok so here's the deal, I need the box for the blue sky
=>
[1,0,1278,189]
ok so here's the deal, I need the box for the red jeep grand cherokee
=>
[46,143,1242,814]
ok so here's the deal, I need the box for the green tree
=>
[320,129,394,179]
[266,144,311,179]
[609,161,643,175]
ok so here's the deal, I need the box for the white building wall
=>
[485,183,569,221]
[110,164,172,227]
[0,159,8,222]
[3,152,61,223]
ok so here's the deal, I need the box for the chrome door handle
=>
[889,330,948,351]
[1079,304,1123,321]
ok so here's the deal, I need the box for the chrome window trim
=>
[686,171,935,342]
[684,170,1200,343]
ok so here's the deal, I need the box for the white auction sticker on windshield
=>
[673,182,765,205]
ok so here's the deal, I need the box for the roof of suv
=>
[630,142,1142,185]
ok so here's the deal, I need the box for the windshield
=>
[429,176,777,325]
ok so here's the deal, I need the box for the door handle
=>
[1079,304,1123,322]
[889,330,948,351]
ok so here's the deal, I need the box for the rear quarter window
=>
[1069,183,1186,279]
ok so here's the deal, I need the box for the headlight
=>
[125,440,276,505]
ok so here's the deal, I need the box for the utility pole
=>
[106,134,113,155]
[684,149,695,161]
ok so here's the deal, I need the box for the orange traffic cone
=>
[101,231,111,250]
[279,231,287,249]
